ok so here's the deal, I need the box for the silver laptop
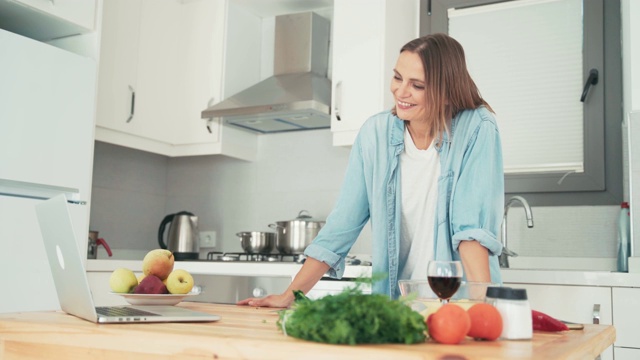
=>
[35,194,221,324]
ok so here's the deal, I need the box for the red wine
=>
[428,276,462,299]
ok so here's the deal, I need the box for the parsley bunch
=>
[277,288,426,345]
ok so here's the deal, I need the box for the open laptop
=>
[35,194,221,324]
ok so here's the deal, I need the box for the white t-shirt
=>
[398,126,440,280]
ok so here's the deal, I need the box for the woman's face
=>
[391,51,426,122]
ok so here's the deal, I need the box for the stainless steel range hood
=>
[202,12,331,134]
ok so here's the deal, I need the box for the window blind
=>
[448,0,584,174]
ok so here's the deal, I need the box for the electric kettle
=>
[158,211,200,260]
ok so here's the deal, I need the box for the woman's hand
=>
[237,257,329,308]
[236,292,294,308]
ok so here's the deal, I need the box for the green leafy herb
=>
[277,287,426,345]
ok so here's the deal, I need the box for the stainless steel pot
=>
[268,210,325,254]
[237,231,275,254]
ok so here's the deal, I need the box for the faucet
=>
[499,196,534,268]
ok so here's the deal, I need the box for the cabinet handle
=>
[126,85,135,123]
[580,68,598,102]
[206,97,215,133]
[592,304,600,324]
[334,81,342,121]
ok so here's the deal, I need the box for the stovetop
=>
[203,251,371,266]
[205,251,306,263]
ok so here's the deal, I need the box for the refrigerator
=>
[0,28,97,313]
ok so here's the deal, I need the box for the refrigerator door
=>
[0,29,96,313]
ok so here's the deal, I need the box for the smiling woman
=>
[237,33,505,308]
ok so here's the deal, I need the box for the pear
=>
[142,249,174,280]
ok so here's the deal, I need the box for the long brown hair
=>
[392,33,493,139]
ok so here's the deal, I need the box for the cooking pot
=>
[237,231,275,254]
[268,210,325,254]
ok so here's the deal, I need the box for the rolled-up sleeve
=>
[450,117,504,256]
[303,128,372,278]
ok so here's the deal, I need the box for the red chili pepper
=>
[531,310,569,332]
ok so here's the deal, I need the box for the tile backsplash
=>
[91,129,618,261]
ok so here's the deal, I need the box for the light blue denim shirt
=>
[304,107,504,299]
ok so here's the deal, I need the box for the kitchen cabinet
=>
[0,29,95,198]
[95,0,257,160]
[0,28,96,313]
[503,283,613,360]
[0,0,96,42]
[612,287,640,359]
[330,0,419,146]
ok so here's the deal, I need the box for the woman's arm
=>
[458,240,491,282]
[236,257,330,308]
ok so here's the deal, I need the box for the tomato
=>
[467,303,503,341]
[426,304,471,345]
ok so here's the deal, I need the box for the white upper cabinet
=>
[0,28,96,198]
[331,0,419,146]
[95,0,257,160]
[95,0,142,140]
[0,0,96,41]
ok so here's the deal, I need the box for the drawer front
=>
[612,287,640,348]
[504,283,612,325]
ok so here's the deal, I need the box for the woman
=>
[238,33,504,308]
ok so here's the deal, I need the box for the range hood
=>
[202,12,331,134]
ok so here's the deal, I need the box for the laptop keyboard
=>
[96,306,160,317]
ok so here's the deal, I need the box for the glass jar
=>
[493,287,532,340]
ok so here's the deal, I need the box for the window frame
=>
[420,0,623,206]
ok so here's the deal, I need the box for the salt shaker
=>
[493,287,532,340]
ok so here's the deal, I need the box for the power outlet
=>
[199,231,216,248]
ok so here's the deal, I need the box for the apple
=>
[166,269,194,294]
[137,273,146,284]
[142,249,174,280]
[134,275,168,294]
[109,268,138,293]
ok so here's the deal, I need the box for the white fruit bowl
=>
[111,286,201,306]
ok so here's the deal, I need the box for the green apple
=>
[142,249,174,280]
[109,268,138,293]
[166,269,194,295]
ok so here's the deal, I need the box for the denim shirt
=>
[304,108,504,299]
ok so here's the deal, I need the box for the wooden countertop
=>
[0,302,615,359]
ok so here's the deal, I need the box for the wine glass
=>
[427,260,463,304]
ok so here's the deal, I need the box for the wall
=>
[91,129,373,258]
[91,127,618,263]
[90,141,168,257]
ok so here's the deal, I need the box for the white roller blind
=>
[449,0,584,174]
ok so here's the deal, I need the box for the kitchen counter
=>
[501,268,640,288]
[0,302,615,359]
[88,259,640,288]
[87,259,373,279]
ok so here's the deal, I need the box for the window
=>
[421,0,623,206]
